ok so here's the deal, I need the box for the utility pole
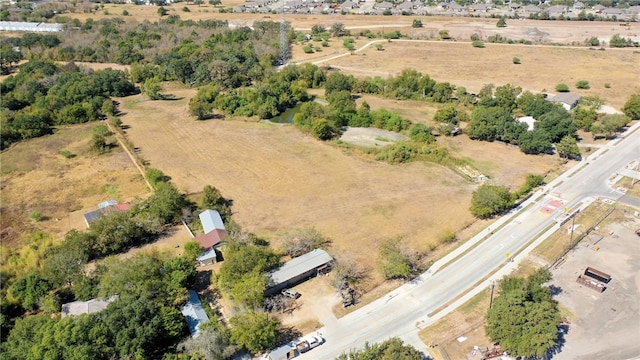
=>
[569,212,576,245]
[489,280,495,309]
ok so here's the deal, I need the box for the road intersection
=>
[296,120,640,359]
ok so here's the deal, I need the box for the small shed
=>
[181,290,210,338]
[199,210,226,233]
[265,249,333,296]
[196,249,218,266]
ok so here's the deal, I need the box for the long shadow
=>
[547,324,569,358]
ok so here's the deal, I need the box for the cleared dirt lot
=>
[550,213,640,359]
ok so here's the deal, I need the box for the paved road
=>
[296,121,640,359]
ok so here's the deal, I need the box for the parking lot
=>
[550,214,640,359]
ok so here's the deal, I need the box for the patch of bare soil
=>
[339,127,408,147]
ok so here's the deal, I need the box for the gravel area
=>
[550,215,640,360]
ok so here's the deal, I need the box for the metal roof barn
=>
[181,290,209,338]
[0,21,62,32]
[266,249,333,295]
[199,209,225,234]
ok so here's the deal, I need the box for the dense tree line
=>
[486,269,561,359]
[0,60,135,149]
[2,252,197,360]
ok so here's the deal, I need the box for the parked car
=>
[281,289,301,299]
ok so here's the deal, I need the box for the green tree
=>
[280,227,331,257]
[183,241,204,262]
[432,82,454,103]
[622,93,640,120]
[408,123,435,144]
[573,107,598,131]
[200,185,232,220]
[486,269,561,359]
[470,184,514,219]
[378,237,419,280]
[337,338,423,360]
[412,19,423,28]
[585,36,600,46]
[575,80,590,89]
[209,0,222,5]
[555,83,570,93]
[229,311,280,353]
[9,273,51,311]
[181,326,236,359]
[143,77,163,100]
[496,16,507,27]
[556,135,580,159]
[158,6,168,16]
[518,129,552,154]
[330,22,349,37]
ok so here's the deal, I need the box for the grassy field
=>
[315,41,639,110]
[0,123,150,245]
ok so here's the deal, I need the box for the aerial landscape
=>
[0,0,639,358]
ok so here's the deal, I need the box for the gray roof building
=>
[61,296,118,317]
[548,93,581,110]
[181,290,210,338]
[266,249,333,295]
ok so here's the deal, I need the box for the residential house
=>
[573,1,585,10]
[601,7,623,16]
[181,290,209,338]
[469,3,490,12]
[523,4,541,14]
[593,4,605,13]
[83,200,131,228]
[508,2,521,11]
[375,1,394,10]
[265,249,333,296]
[548,93,581,110]
[341,0,355,9]
[547,5,567,16]
[195,210,227,265]
[397,1,415,11]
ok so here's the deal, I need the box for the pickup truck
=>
[295,336,323,354]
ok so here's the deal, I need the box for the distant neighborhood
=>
[230,0,640,21]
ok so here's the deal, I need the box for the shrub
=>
[604,83,611,88]
[29,210,42,221]
[575,80,590,89]
[60,150,75,159]
[472,40,485,48]
[512,57,521,64]
[302,45,313,54]
[412,19,423,28]
[439,30,451,40]
[470,33,481,41]
[122,9,129,16]
[375,44,384,51]
[555,83,570,93]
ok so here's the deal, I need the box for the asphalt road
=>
[296,121,640,360]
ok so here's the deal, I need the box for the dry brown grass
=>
[420,289,491,360]
[0,123,150,243]
[118,85,479,287]
[316,41,639,110]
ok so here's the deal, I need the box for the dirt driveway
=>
[550,215,640,359]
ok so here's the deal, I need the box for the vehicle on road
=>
[295,336,323,353]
